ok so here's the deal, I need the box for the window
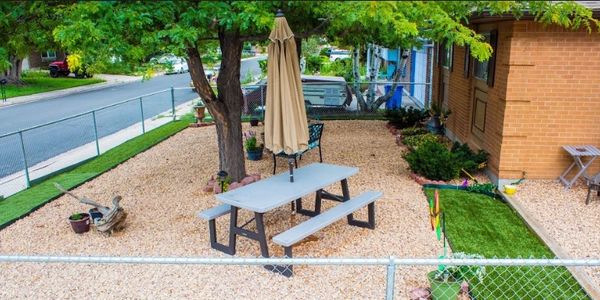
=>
[473,33,490,81]
[473,30,498,87]
[440,43,453,69]
[41,50,57,61]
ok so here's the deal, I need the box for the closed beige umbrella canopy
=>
[264,12,309,156]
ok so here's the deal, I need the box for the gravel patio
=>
[513,180,600,287]
[0,120,443,299]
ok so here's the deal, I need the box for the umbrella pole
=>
[288,157,294,183]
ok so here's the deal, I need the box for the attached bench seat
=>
[197,204,231,254]
[270,191,382,276]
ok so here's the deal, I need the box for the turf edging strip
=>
[0,116,193,230]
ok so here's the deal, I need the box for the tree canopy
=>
[49,1,598,180]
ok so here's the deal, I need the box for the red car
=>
[49,58,93,78]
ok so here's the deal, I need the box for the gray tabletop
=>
[216,163,359,213]
[562,145,600,157]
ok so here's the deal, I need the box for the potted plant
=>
[428,253,486,300]
[426,103,451,134]
[68,212,90,234]
[244,130,263,160]
[193,100,206,123]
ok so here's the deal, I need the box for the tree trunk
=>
[4,55,24,84]
[353,45,368,111]
[187,30,247,182]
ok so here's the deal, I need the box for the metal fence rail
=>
[0,81,429,198]
[0,87,186,198]
[0,255,598,299]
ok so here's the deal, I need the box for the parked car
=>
[153,54,189,74]
[48,58,93,78]
[329,49,351,62]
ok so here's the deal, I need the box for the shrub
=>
[400,127,428,137]
[451,142,489,173]
[403,133,440,150]
[403,140,462,181]
[384,106,429,128]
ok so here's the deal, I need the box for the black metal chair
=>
[272,123,324,174]
[586,173,600,205]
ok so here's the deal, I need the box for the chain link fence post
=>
[18,131,31,188]
[260,85,264,121]
[92,111,100,156]
[385,256,396,300]
[170,87,176,121]
[139,97,145,134]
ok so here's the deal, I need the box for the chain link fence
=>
[0,255,597,299]
[0,81,428,198]
[0,88,188,198]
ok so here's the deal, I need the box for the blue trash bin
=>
[384,85,403,110]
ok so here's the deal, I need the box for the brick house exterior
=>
[24,50,67,70]
[432,9,600,184]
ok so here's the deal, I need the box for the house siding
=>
[433,20,600,181]
[501,21,600,179]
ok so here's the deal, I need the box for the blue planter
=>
[89,208,103,223]
[246,148,263,161]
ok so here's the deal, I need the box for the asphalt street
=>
[0,56,265,179]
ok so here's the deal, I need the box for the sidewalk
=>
[0,100,195,198]
[0,74,143,108]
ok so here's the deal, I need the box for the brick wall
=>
[433,20,600,181]
[500,21,600,179]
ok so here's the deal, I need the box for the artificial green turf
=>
[5,71,104,98]
[0,115,193,229]
[424,188,588,299]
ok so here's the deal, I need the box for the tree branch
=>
[186,46,217,103]
[240,19,329,42]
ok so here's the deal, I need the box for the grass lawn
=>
[5,71,104,98]
[424,188,588,299]
[0,115,193,229]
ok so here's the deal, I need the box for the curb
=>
[0,79,141,109]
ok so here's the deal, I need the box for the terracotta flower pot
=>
[194,106,206,122]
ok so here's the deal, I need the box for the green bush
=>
[305,55,323,74]
[400,127,428,137]
[384,106,429,128]
[320,58,353,82]
[403,133,440,150]
[451,142,489,173]
[403,140,462,181]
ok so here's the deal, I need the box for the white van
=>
[329,49,351,62]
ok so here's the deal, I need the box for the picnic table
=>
[559,145,600,189]
[214,163,358,258]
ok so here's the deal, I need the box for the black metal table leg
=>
[255,212,270,258]
[227,206,239,255]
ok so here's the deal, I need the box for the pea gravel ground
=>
[514,180,600,287]
[0,120,443,299]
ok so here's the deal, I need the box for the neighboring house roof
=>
[471,2,600,24]
[577,1,600,11]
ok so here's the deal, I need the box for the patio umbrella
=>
[264,10,309,182]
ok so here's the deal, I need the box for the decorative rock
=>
[228,182,242,190]
[250,173,261,181]
[395,134,403,146]
[409,287,431,300]
[203,176,216,193]
[240,176,256,186]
